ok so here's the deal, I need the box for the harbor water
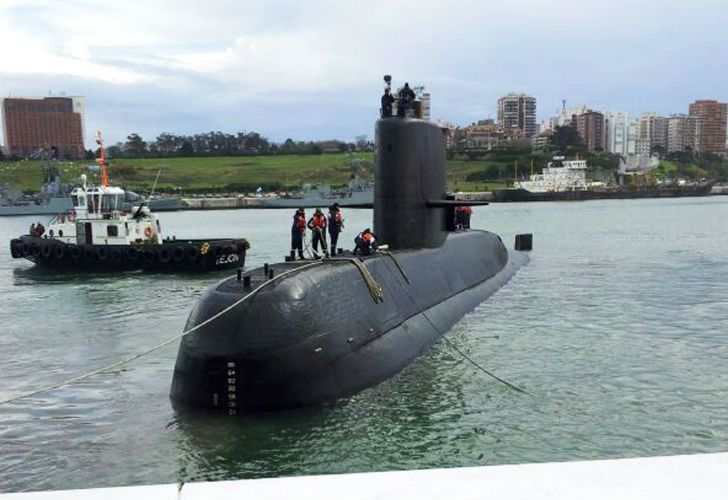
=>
[1,198,728,493]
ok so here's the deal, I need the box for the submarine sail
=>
[170,83,529,413]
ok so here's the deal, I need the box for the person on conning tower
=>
[397,82,416,117]
[353,228,378,255]
[307,207,329,258]
[381,88,394,118]
[291,207,306,259]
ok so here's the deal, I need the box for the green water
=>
[1,198,728,492]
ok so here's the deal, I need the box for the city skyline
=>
[0,0,727,147]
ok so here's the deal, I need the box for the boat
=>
[0,154,73,216]
[260,155,374,208]
[170,78,530,413]
[9,133,248,272]
[492,156,714,202]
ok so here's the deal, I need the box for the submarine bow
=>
[170,117,528,413]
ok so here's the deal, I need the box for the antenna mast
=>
[95,131,108,187]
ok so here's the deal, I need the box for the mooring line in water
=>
[435,329,529,395]
[0,261,325,406]
[376,252,528,395]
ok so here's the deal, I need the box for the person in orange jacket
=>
[291,207,306,259]
[307,207,329,258]
[354,228,378,255]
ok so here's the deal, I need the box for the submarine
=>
[170,80,530,413]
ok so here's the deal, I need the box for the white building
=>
[604,111,637,156]
[666,114,701,153]
[541,104,589,133]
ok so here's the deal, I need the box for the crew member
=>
[35,221,45,237]
[463,205,472,229]
[397,83,416,117]
[29,223,37,236]
[291,207,306,259]
[454,206,465,230]
[328,203,344,254]
[381,88,395,118]
[307,207,328,258]
[354,228,378,255]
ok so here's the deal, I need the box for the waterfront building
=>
[497,93,537,138]
[637,112,668,156]
[573,110,605,151]
[459,121,505,150]
[604,111,637,156]
[1,97,85,159]
[688,100,727,154]
[531,132,551,150]
[666,114,701,154]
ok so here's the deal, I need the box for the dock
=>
[3,452,727,499]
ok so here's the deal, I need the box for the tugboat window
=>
[71,195,78,206]
[107,225,119,237]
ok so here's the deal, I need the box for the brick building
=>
[688,100,727,154]
[573,110,605,151]
[1,97,85,159]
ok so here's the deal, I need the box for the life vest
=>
[295,214,306,230]
[311,214,326,229]
[464,206,473,215]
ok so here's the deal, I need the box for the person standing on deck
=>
[328,203,344,255]
[291,207,306,259]
[307,208,328,258]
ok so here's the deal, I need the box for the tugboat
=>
[9,133,248,272]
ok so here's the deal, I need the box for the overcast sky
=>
[1,0,726,147]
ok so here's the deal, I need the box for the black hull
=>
[9,236,247,273]
[492,184,714,202]
[170,231,527,413]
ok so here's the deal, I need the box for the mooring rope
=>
[0,261,325,406]
[380,250,410,284]
[378,253,528,395]
[328,256,384,303]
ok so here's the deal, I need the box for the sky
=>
[0,0,726,147]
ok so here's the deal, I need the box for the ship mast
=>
[95,131,108,187]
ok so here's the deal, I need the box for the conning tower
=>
[374,118,448,249]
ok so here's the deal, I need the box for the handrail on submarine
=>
[426,199,489,207]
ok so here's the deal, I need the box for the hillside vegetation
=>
[0,153,507,194]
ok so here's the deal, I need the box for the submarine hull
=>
[171,230,527,413]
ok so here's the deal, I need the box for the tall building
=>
[688,100,727,154]
[637,112,668,156]
[666,114,701,154]
[1,97,85,159]
[573,110,605,151]
[497,93,537,137]
[604,111,637,156]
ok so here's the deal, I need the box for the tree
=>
[180,140,195,157]
[124,133,147,157]
[549,125,583,152]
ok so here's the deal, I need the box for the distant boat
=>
[0,155,73,216]
[493,156,714,202]
[261,154,374,208]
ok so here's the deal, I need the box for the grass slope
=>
[0,153,508,194]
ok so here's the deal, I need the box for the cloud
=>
[0,0,727,145]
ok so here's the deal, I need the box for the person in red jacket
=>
[307,207,328,258]
[291,207,306,259]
